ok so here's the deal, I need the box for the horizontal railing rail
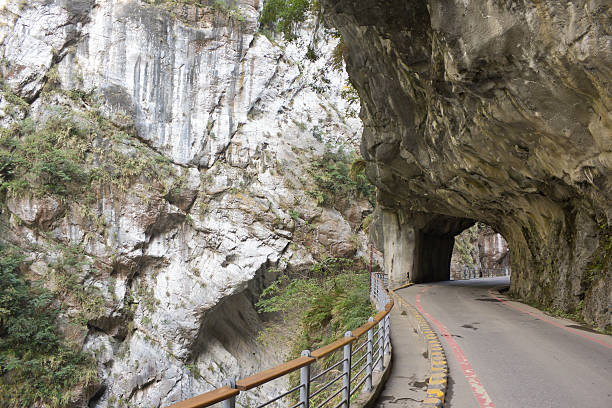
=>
[166,272,392,408]
[452,264,510,280]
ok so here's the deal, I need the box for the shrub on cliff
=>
[259,0,313,40]
[0,116,89,197]
[0,244,97,408]
[307,146,375,209]
[256,257,374,350]
[0,91,177,203]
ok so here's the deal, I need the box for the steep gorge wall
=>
[0,1,368,406]
[322,0,611,329]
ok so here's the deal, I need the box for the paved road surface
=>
[394,277,612,408]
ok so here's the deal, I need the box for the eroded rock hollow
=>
[322,0,611,329]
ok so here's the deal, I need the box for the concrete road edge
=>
[391,286,449,408]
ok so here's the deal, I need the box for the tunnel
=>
[377,209,510,287]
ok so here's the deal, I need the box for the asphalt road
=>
[395,277,612,408]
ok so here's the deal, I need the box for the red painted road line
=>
[416,287,496,408]
[487,289,612,350]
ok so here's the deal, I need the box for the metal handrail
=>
[309,372,345,399]
[372,353,383,368]
[166,272,393,408]
[351,363,368,383]
[350,375,368,397]
[313,386,345,408]
[255,383,303,408]
[352,339,369,355]
[351,352,367,371]
[311,359,345,382]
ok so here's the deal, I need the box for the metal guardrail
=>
[167,272,393,408]
[453,265,510,280]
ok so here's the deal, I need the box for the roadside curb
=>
[390,286,448,408]
[393,282,415,291]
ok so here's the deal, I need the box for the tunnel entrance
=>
[450,223,511,280]
[381,211,511,287]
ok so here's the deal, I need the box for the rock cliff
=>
[322,0,611,329]
[0,1,368,406]
[450,223,510,280]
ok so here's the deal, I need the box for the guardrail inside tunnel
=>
[166,272,393,408]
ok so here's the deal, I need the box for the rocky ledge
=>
[323,0,611,330]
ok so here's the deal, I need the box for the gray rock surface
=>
[323,0,611,329]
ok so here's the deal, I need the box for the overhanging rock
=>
[324,0,612,329]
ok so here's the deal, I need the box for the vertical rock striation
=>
[322,0,611,329]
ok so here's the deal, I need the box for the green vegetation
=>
[257,257,374,353]
[543,302,584,323]
[0,91,176,201]
[289,209,301,220]
[143,0,245,21]
[581,220,612,333]
[331,39,348,71]
[340,81,359,118]
[307,146,375,209]
[50,243,105,327]
[583,220,612,289]
[259,0,315,40]
[1,83,29,120]
[0,116,88,197]
[453,223,483,270]
[257,257,375,406]
[0,244,97,408]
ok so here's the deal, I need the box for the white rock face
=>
[0,1,367,407]
[0,0,91,99]
[6,194,64,227]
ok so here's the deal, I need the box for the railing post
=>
[300,350,311,408]
[222,377,236,408]
[366,317,374,392]
[372,276,377,306]
[384,314,391,355]
[369,243,373,295]
[376,320,384,371]
[382,318,387,358]
[342,331,352,407]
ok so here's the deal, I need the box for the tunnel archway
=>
[378,210,510,287]
[412,215,475,283]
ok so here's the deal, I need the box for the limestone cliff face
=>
[0,1,366,406]
[322,0,611,329]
